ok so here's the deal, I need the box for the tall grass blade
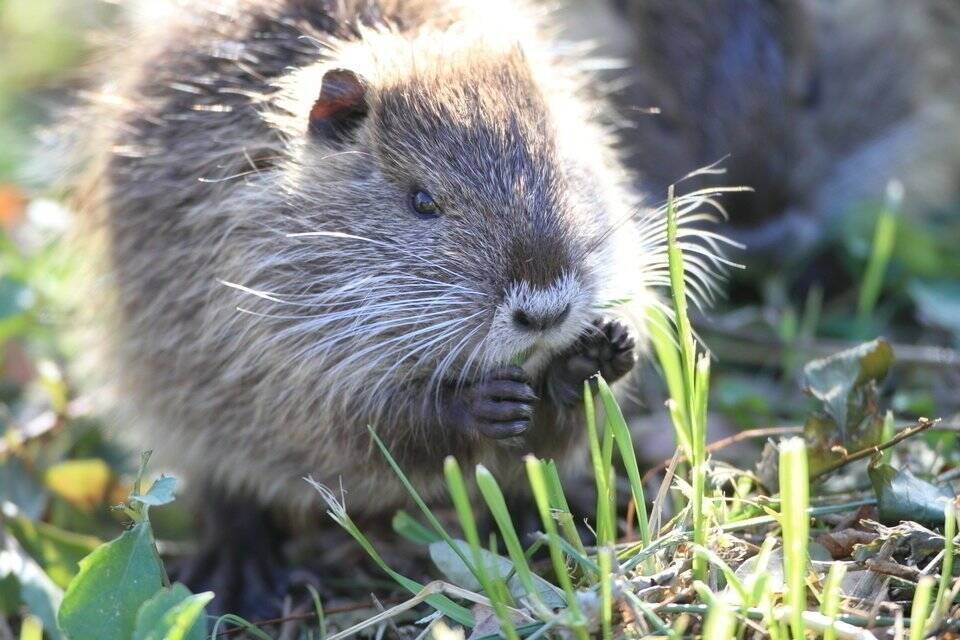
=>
[525,456,589,640]
[444,458,518,640]
[820,562,847,640]
[779,438,810,639]
[910,576,935,640]
[368,426,477,582]
[475,464,552,619]
[595,376,652,553]
[857,181,901,324]
[935,500,957,620]
[583,381,614,546]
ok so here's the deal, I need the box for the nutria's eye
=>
[410,190,440,218]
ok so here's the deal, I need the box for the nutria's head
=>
[225,27,657,422]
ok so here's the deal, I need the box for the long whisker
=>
[288,231,488,296]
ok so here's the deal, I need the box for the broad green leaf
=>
[133,583,211,640]
[4,506,101,588]
[801,339,893,476]
[868,462,955,527]
[801,339,893,431]
[131,476,177,508]
[429,540,566,609]
[58,521,164,640]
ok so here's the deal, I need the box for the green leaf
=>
[58,521,165,640]
[868,462,955,527]
[428,540,566,609]
[0,456,48,519]
[802,339,893,476]
[133,583,211,640]
[802,339,893,431]
[391,510,441,545]
[0,531,63,639]
[4,507,101,588]
[131,476,177,508]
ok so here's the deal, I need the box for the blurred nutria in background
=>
[566,0,960,266]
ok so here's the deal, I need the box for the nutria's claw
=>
[544,318,637,407]
[595,318,637,382]
[449,365,537,439]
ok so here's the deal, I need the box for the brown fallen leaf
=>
[818,528,877,559]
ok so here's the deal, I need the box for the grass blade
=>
[525,456,589,640]
[595,376,652,554]
[857,181,901,324]
[910,576,935,640]
[474,464,552,619]
[444,457,518,640]
[820,562,847,640]
[584,381,614,546]
[935,500,957,620]
[310,478,473,627]
[779,438,810,640]
[368,426,478,583]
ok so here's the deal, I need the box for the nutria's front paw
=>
[544,318,637,407]
[446,365,538,439]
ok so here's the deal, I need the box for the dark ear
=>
[308,69,368,142]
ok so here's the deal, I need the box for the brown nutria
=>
[64,0,727,615]
[605,0,960,260]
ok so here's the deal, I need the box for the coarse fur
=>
[64,0,729,531]
[607,0,960,255]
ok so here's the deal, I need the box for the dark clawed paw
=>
[467,365,537,439]
[595,318,637,383]
[545,318,637,406]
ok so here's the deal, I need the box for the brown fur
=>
[66,0,696,521]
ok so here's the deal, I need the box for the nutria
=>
[606,0,960,259]
[62,0,725,615]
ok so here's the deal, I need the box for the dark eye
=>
[410,190,440,218]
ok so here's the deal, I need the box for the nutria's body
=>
[67,0,698,611]
[608,0,960,255]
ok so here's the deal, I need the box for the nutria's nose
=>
[512,303,571,332]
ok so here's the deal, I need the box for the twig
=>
[214,597,405,637]
[810,418,939,480]
[641,425,802,483]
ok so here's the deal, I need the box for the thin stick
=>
[642,426,802,483]
[811,418,938,480]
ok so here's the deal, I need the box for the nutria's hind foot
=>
[544,318,637,407]
[169,492,319,620]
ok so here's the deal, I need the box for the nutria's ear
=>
[309,69,368,141]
